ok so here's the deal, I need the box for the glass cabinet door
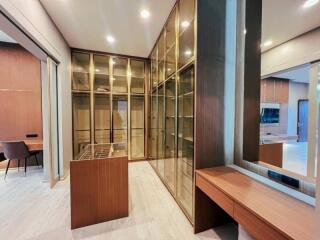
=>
[72,52,90,91]
[179,0,195,68]
[150,89,158,168]
[158,32,165,84]
[151,47,158,89]
[130,60,145,94]
[94,55,110,92]
[165,8,177,79]
[164,77,176,193]
[73,93,91,156]
[177,65,194,218]
[130,96,145,159]
[112,57,128,93]
[94,94,111,144]
[112,95,128,143]
[157,84,165,179]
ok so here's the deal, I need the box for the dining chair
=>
[25,134,42,167]
[2,141,41,179]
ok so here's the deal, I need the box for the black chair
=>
[0,153,6,162]
[2,141,41,179]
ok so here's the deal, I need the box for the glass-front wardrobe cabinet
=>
[148,0,195,222]
[72,51,148,161]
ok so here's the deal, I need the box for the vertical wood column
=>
[242,0,262,162]
[194,0,232,233]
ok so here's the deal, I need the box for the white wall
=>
[287,82,309,135]
[262,28,320,77]
[0,0,72,178]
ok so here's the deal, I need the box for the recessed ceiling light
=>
[106,35,115,43]
[303,0,319,8]
[263,40,273,47]
[181,21,190,28]
[140,9,150,19]
[184,50,192,56]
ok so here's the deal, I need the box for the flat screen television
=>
[260,103,280,124]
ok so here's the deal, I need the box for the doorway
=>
[297,99,309,142]
[0,12,61,187]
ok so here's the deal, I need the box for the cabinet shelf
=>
[72,90,90,94]
[95,73,109,76]
[94,91,110,94]
[113,74,128,78]
[178,91,193,97]
[73,70,90,74]
[183,137,193,142]
[131,76,144,79]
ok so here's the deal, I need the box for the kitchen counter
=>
[260,134,298,144]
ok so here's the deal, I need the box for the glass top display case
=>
[74,143,127,161]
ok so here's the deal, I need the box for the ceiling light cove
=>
[106,35,115,43]
[303,0,319,8]
[140,9,150,19]
[263,40,273,47]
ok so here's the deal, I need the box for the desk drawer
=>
[196,174,234,217]
[234,203,288,240]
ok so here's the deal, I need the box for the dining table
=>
[0,139,43,153]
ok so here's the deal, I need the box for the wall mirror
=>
[235,0,320,199]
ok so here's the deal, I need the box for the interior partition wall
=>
[72,50,148,160]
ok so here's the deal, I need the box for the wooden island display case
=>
[70,143,128,229]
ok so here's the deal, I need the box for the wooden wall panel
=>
[260,78,289,135]
[259,143,283,168]
[0,43,42,142]
[242,0,262,162]
[195,0,226,169]
[70,156,128,229]
[274,78,289,103]
[261,78,289,104]
[194,0,232,233]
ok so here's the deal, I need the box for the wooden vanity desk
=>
[195,167,317,240]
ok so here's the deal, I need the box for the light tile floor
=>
[283,142,308,175]
[0,162,238,240]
